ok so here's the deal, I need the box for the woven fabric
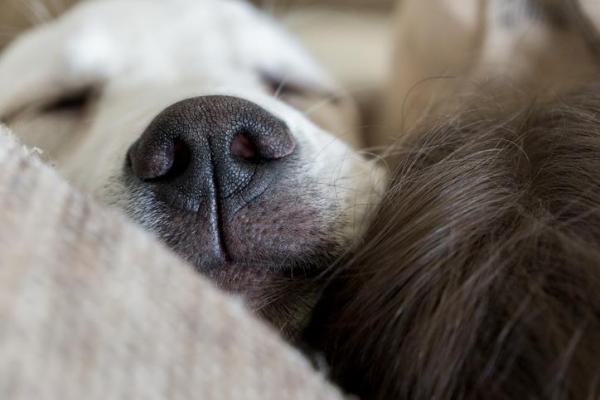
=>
[0,127,343,400]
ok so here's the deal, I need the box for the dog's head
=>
[0,0,385,336]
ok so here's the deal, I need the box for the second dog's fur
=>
[307,1,600,398]
[308,89,600,399]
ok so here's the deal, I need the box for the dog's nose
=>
[127,96,295,210]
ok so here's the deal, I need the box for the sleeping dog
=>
[0,0,385,337]
[3,0,600,399]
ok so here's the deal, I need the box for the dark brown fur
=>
[306,87,600,399]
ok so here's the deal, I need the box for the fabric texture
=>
[0,126,343,400]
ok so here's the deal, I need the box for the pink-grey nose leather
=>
[127,95,295,210]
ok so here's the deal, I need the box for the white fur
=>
[0,0,385,253]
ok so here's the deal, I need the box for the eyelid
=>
[259,70,342,105]
[0,85,100,124]
[260,71,306,97]
[40,86,97,114]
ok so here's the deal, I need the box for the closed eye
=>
[0,86,99,126]
[260,71,310,98]
[259,71,342,107]
[40,87,98,114]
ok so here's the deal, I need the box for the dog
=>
[4,1,600,399]
[0,0,385,338]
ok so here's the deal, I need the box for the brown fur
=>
[306,87,600,399]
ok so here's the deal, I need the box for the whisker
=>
[274,74,291,100]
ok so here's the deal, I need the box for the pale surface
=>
[0,127,343,400]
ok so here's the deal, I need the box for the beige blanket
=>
[0,126,343,400]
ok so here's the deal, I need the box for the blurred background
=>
[270,0,394,132]
[0,0,395,141]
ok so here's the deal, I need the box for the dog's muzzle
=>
[126,95,297,266]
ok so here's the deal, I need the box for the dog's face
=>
[0,0,385,335]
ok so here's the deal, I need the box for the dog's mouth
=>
[134,183,339,280]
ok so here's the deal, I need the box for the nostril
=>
[230,126,295,163]
[230,131,259,162]
[129,139,192,182]
[230,127,295,163]
[167,140,192,179]
[130,143,173,181]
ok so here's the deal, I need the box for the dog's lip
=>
[165,218,335,278]
[189,247,288,275]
